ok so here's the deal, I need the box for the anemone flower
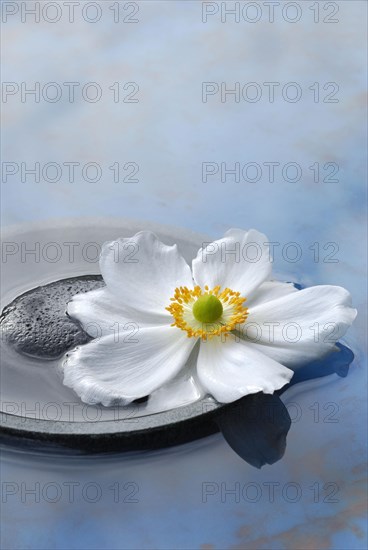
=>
[63,229,356,407]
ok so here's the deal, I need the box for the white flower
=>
[63,229,357,407]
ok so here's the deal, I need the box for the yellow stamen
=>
[166,285,248,340]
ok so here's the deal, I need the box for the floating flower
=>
[63,229,356,407]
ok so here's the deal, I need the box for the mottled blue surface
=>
[1,1,367,549]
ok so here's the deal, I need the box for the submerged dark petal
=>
[216,393,291,468]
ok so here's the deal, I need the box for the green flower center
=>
[192,294,223,324]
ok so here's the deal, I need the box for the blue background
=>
[1,1,367,549]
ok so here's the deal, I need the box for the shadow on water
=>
[217,343,354,468]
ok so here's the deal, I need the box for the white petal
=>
[242,285,357,367]
[99,231,193,320]
[245,280,299,308]
[197,335,293,403]
[192,229,272,296]
[63,325,196,406]
[67,287,162,338]
[147,343,205,412]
